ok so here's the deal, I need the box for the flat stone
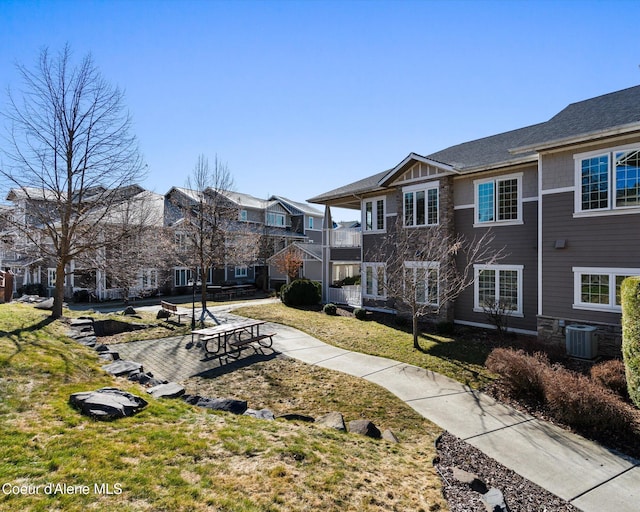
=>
[452,467,488,494]
[69,387,147,420]
[482,487,507,512]
[348,419,381,439]
[147,382,185,399]
[195,397,248,415]
[316,411,346,431]
[244,408,276,420]
[76,336,97,347]
[95,344,110,352]
[102,360,143,376]
[70,318,94,327]
[278,413,315,423]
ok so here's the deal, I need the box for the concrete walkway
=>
[115,302,639,512]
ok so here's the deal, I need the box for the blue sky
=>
[2,0,640,221]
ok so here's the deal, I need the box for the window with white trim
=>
[239,209,248,222]
[235,265,248,278]
[174,268,192,287]
[47,268,57,288]
[308,217,314,229]
[573,267,640,312]
[474,174,522,225]
[405,261,439,306]
[576,146,640,213]
[266,211,286,227]
[363,262,386,298]
[403,183,439,227]
[139,269,158,288]
[474,264,523,315]
[363,197,385,232]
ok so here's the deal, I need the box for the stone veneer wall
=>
[537,315,622,359]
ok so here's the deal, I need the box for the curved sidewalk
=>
[269,322,639,512]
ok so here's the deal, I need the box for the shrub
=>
[323,303,337,316]
[485,348,549,402]
[354,308,367,320]
[544,366,636,436]
[280,279,321,307]
[590,359,629,400]
[621,277,640,408]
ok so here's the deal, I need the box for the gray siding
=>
[454,202,538,332]
[330,247,361,261]
[541,191,640,324]
[453,164,539,207]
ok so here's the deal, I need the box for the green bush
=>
[323,303,337,315]
[621,277,640,408]
[354,308,367,320]
[280,279,321,307]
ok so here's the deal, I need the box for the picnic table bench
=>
[160,300,191,324]
[191,319,275,359]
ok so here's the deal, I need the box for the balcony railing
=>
[330,228,361,248]
[328,285,361,306]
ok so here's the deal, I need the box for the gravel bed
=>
[435,432,580,512]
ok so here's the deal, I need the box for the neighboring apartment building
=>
[309,85,640,357]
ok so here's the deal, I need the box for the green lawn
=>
[0,303,447,511]
[234,302,496,389]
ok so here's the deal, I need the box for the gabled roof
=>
[270,195,322,217]
[267,241,322,263]
[513,85,640,152]
[307,169,389,208]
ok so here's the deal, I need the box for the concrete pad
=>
[466,418,636,502]
[572,464,640,512]
[407,391,533,438]
[314,351,402,378]
[364,363,470,401]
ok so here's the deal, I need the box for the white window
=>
[404,261,439,306]
[235,265,248,278]
[240,209,248,222]
[474,264,523,316]
[308,216,314,229]
[474,174,522,226]
[573,267,640,312]
[403,183,439,227]
[363,262,386,298]
[139,269,158,288]
[174,268,192,287]
[267,211,286,227]
[175,232,188,251]
[575,145,640,214]
[47,268,56,288]
[363,197,386,232]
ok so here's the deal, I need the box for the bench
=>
[227,333,275,358]
[160,301,191,324]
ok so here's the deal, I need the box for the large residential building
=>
[309,85,640,357]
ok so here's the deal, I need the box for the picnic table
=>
[207,284,256,301]
[191,319,275,359]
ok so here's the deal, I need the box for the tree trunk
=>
[52,260,66,319]
[412,311,421,350]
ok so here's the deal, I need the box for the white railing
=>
[328,285,361,306]
[330,228,361,247]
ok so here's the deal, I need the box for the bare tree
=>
[0,45,145,318]
[172,154,256,324]
[377,217,505,349]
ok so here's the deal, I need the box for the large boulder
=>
[102,360,143,376]
[193,397,248,415]
[69,388,147,420]
[244,408,276,421]
[147,382,185,399]
[316,412,346,431]
[348,419,381,439]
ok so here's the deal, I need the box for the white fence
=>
[328,285,361,306]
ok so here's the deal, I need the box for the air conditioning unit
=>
[565,325,598,359]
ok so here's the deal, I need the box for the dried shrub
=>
[544,367,636,436]
[590,359,629,400]
[485,348,549,402]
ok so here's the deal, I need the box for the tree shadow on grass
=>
[0,316,57,366]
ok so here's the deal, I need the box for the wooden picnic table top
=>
[191,319,265,337]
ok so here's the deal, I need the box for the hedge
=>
[621,276,640,408]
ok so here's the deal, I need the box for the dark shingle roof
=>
[307,169,389,204]
[514,85,640,150]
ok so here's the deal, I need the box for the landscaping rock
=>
[157,309,171,320]
[147,382,185,399]
[102,360,143,376]
[34,298,54,310]
[195,397,248,415]
[278,413,315,423]
[76,336,97,347]
[95,344,110,352]
[315,411,346,431]
[98,351,120,361]
[382,428,400,443]
[348,419,381,439]
[181,394,202,405]
[452,467,488,494]
[245,408,276,420]
[69,387,147,420]
[123,306,137,316]
[70,318,94,327]
[482,487,508,512]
